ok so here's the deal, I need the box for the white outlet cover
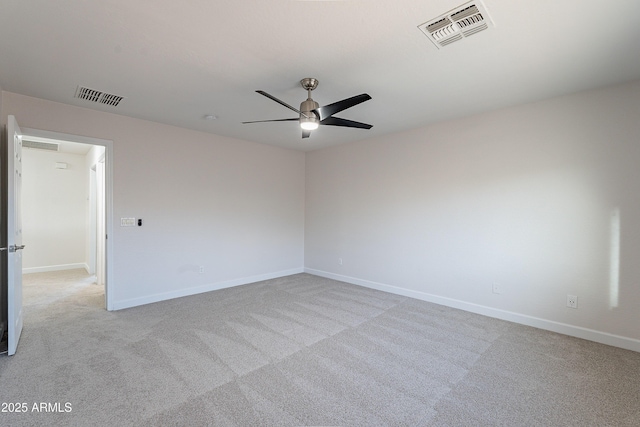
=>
[567,294,578,309]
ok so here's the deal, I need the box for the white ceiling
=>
[1,0,639,152]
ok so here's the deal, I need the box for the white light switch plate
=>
[120,217,136,227]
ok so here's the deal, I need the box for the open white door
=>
[6,115,24,355]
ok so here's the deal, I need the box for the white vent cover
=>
[74,86,124,107]
[22,140,59,151]
[418,1,494,49]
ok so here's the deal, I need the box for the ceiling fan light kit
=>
[300,117,319,131]
[243,78,372,139]
[299,80,320,130]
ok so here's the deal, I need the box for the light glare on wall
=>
[609,208,620,309]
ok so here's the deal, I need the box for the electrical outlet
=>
[567,294,578,309]
[199,266,204,274]
[492,283,502,294]
[338,258,343,265]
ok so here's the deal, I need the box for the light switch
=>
[120,217,136,227]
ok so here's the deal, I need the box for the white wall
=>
[5,80,639,351]
[305,79,640,349]
[22,149,88,272]
[2,92,306,309]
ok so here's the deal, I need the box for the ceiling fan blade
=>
[242,118,298,124]
[320,116,373,129]
[314,94,371,121]
[302,129,311,139]
[256,90,309,117]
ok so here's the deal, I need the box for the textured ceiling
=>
[1,0,640,151]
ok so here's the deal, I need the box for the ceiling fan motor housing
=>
[300,98,320,127]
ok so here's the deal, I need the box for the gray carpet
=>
[1,270,639,426]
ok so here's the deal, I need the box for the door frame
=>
[21,127,115,311]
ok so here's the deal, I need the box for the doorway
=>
[20,127,113,310]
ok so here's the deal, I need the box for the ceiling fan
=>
[243,78,372,139]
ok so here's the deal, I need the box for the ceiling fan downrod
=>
[300,77,319,97]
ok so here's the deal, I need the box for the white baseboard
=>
[112,267,305,311]
[304,268,640,353]
[23,263,88,274]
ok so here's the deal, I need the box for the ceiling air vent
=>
[74,86,124,107]
[418,0,494,49]
[22,140,59,151]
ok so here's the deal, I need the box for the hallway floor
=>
[23,269,104,309]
